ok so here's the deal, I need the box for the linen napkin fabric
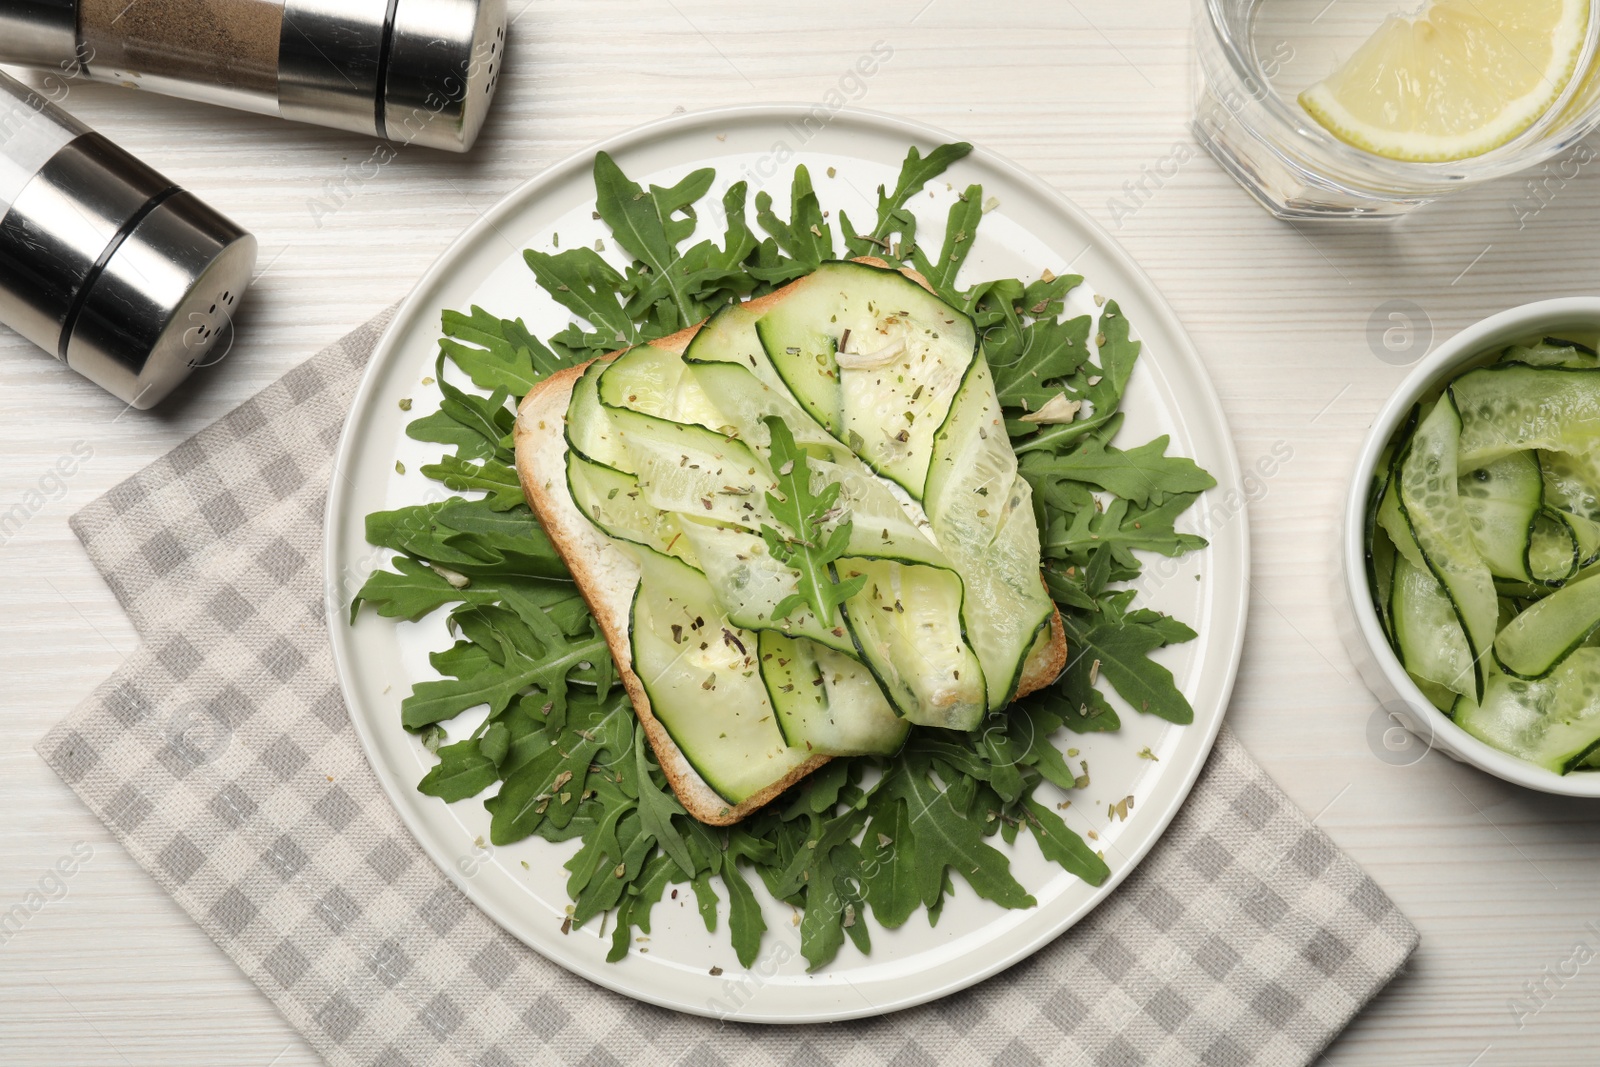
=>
[37,312,1418,1067]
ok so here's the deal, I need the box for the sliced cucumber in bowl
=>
[1454,651,1600,775]
[1528,508,1581,584]
[1494,572,1600,680]
[1542,447,1600,522]
[1499,336,1600,370]
[1394,394,1497,702]
[1390,553,1476,701]
[1367,337,1600,778]
[1458,450,1543,583]
[1454,363,1600,470]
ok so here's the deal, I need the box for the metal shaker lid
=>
[0,129,256,409]
[66,189,257,410]
[0,0,78,68]
[279,0,506,153]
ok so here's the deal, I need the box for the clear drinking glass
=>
[1194,0,1600,219]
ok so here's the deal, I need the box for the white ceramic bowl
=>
[1339,297,1600,797]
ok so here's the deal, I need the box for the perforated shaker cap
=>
[66,186,259,410]
[0,69,258,410]
[279,0,507,153]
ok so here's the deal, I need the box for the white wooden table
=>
[3,3,1597,1063]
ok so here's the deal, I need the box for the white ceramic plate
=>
[325,105,1248,1023]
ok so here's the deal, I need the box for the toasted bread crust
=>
[1017,591,1068,701]
[513,259,1065,824]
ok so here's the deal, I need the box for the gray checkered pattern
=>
[37,312,1418,1066]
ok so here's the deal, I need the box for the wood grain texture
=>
[3,2,1597,1063]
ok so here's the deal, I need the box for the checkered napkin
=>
[36,312,1417,1067]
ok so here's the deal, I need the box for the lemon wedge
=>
[1299,0,1591,162]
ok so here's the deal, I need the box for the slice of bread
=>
[513,260,1066,825]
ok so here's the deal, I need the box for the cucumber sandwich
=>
[516,258,1065,824]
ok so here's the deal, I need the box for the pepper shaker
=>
[0,0,507,153]
[0,71,256,408]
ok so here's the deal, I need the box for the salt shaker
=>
[0,71,256,409]
[0,0,507,153]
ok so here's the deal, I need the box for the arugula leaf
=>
[400,611,608,729]
[861,794,918,929]
[666,181,760,306]
[1041,648,1123,735]
[1083,541,1115,597]
[594,153,711,258]
[364,502,501,569]
[1061,613,1196,724]
[966,276,1022,339]
[833,841,871,957]
[755,165,834,269]
[1086,300,1141,410]
[479,721,511,765]
[842,142,973,261]
[450,602,567,669]
[439,305,567,395]
[1040,491,1210,573]
[497,582,595,642]
[362,497,569,582]
[431,362,515,465]
[797,843,846,970]
[972,724,1027,804]
[523,246,635,355]
[967,272,1084,404]
[758,416,866,623]
[1024,433,1216,509]
[401,657,535,729]
[418,454,526,512]
[574,810,653,921]
[406,407,498,463]
[911,184,983,301]
[1127,607,1199,645]
[507,697,631,814]
[1007,698,1097,786]
[839,206,914,264]
[417,739,499,802]
[350,556,479,623]
[760,800,871,970]
[721,852,768,968]
[685,871,718,932]
[433,500,564,568]
[1040,560,1098,613]
[1022,797,1109,886]
[1009,408,1119,456]
[632,723,696,878]
[890,757,1035,911]
[991,314,1092,412]
[594,153,716,325]
[608,853,678,962]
